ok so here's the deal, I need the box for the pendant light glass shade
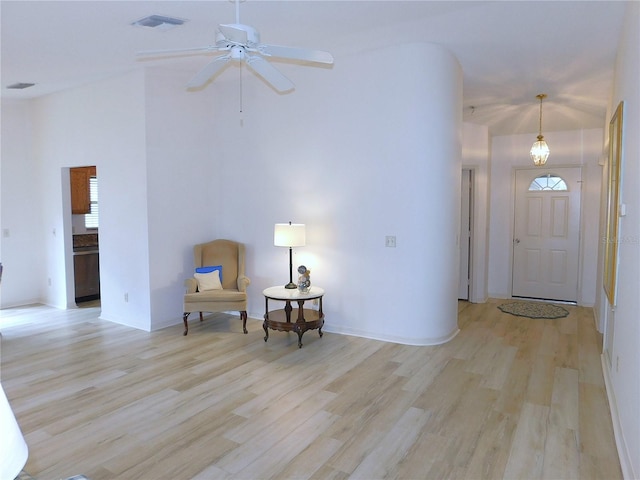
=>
[530,136,550,166]
[530,94,550,166]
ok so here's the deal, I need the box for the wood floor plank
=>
[526,353,556,406]
[393,431,449,479]
[323,377,417,474]
[400,344,451,393]
[216,390,337,474]
[494,357,532,415]
[550,367,579,430]
[273,436,344,480]
[542,424,580,479]
[0,301,622,480]
[503,402,549,479]
[461,409,517,479]
[578,382,622,479]
[233,409,340,479]
[348,406,430,479]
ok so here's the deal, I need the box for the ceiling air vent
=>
[131,15,186,31]
[7,83,35,90]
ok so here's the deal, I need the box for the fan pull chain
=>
[239,61,243,114]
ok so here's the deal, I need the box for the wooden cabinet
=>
[70,166,96,214]
[74,252,100,301]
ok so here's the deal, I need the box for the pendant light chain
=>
[538,95,543,137]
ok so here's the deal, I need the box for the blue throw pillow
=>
[195,265,222,283]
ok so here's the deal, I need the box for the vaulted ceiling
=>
[0,1,628,136]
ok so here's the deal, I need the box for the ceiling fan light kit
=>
[530,93,550,166]
[136,0,333,93]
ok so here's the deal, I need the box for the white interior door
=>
[512,167,581,302]
[458,169,471,300]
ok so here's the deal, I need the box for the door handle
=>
[514,238,521,244]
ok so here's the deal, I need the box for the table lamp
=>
[274,222,306,289]
[0,383,28,480]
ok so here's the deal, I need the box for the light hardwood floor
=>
[0,300,621,479]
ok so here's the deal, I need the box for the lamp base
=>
[284,282,297,289]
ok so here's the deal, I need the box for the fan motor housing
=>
[217,23,260,46]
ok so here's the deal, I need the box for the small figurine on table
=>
[297,265,311,293]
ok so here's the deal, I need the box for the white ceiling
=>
[0,1,628,136]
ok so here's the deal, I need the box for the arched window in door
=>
[528,174,568,191]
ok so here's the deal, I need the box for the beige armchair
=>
[183,239,250,336]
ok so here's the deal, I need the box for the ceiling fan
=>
[137,0,334,93]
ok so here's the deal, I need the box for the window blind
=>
[84,176,99,228]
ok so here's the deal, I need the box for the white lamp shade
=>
[274,223,306,247]
[0,383,28,480]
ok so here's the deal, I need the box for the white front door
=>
[512,167,582,302]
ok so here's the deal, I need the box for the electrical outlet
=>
[124,293,129,303]
[313,298,319,306]
[385,236,396,247]
[48,278,52,286]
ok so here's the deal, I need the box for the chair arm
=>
[184,278,198,294]
[237,275,251,292]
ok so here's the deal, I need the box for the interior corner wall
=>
[462,122,490,303]
[143,68,220,330]
[488,128,603,305]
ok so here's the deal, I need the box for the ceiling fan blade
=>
[258,44,334,64]
[218,24,249,45]
[186,55,232,88]
[245,55,294,93]
[137,45,220,57]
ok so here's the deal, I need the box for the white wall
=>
[144,68,219,329]
[2,42,462,345]
[488,129,603,306]
[599,2,640,478]
[205,42,463,345]
[28,70,152,328]
[0,100,43,308]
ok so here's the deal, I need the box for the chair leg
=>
[241,311,248,334]
[183,312,190,336]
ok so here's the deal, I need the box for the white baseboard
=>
[601,353,636,480]
[323,323,460,346]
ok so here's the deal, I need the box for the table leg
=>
[263,297,269,342]
[318,297,324,337]
[284,300,293,323]
[296,300,306,322]
[295,300,306,347]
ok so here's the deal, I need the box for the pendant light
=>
[530,93,550,166]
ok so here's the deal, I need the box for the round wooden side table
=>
[262,286,325,348]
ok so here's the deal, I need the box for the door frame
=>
[509,165,584,303]
[459,168,473,300]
